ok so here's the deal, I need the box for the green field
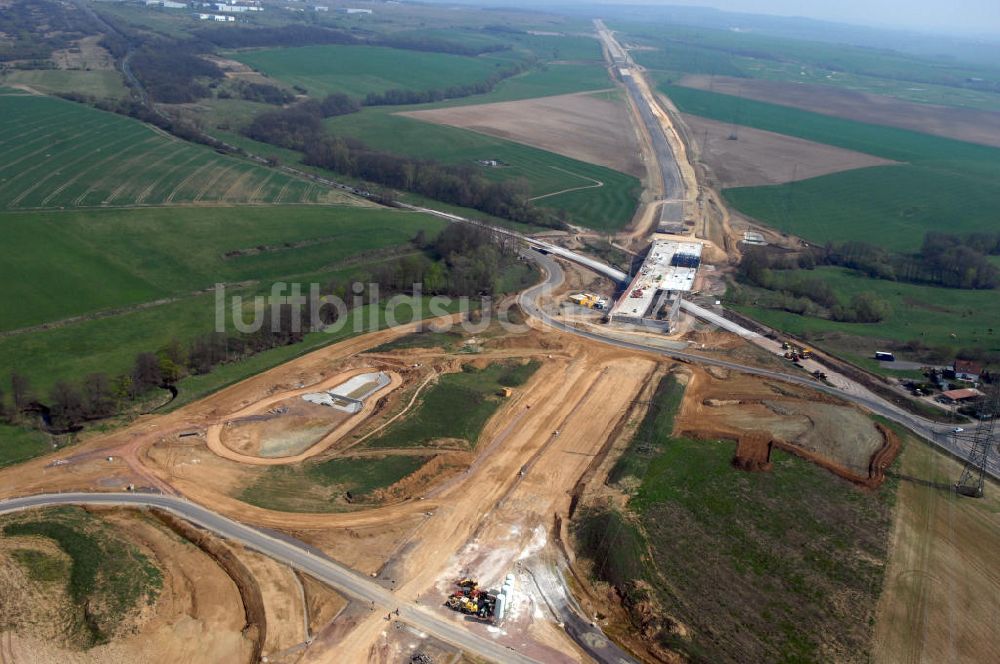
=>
[367,361,539,449]
[575,374,895,663]
[0,206,443,332]
[0,204,453,398]
[620,21,1000,112]
[231,45,507,98]
[0,423,52,468]
[325,110,639,231]
[0,93,350,209]
[732,267,1000,361]
[239,453,430,512]
[662,85,1000,252]
[1,69,127,99]
[417,62,614,108]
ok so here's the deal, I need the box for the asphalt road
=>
[518,249,999,481]
[596,21,683,201]
[0,493,541,664]
[621,76,684,200]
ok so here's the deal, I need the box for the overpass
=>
[401,204,629,283]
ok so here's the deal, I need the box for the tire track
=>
[130,148,205,206]
[193,163,238,203]
[9,129,141,207]
[40,135,162,207]
[164,159,216,204]
[527,166,604,202]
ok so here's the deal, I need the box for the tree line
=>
[821,232,999,290]
[736,247,891,323]
[362,61,530,106]
[1,226,530,431]
[219,80,295,105]
[243,102,564,228]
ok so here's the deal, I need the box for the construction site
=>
[607,239,704,331]
[2,13,999,664]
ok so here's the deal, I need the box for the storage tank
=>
[495,594,506,622]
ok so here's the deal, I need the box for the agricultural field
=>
[402,90,645,177]
[874,424,1000,664]
[2,69,127,99]
[419,62,615,108]
[0,206,440,332]
[230,45,507,98]
[0,260,462,403]
[0,92,352,210]
[615,21,1000,112]
[682,113,896,188]
[663,85,1000,252]
[325,110,640,231]
[676,74,1000,149]
[731,267,1000,363]
[575,374,896,663]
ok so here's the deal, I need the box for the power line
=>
[954,385,1000,497]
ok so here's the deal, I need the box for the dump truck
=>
[569,292,607,309]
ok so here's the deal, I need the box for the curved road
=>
[0,242,988,664]
[0,492,541,664]
[518,249,997,479]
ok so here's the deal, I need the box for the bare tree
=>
[132,352,163,394]
[11,372,32,413]
[82,373,115,419]
[49,381,84,429]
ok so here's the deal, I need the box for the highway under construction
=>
[1,16,997,664]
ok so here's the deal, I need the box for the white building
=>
[339,7,373,14]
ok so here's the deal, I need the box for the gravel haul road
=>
[0,492,541,664]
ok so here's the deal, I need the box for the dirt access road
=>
[205,368,401,466]
[296,341,656,663]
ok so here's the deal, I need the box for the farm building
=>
[953,359,984,383]
[939,387,983,404]
[339,7,373,14]
[607,239,703,332]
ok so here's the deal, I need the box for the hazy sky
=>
[636,0,1000,35]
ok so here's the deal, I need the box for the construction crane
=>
[954,384,1000,498]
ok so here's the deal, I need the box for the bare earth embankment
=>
[678,74,1000,148]
[400,91,645,177]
